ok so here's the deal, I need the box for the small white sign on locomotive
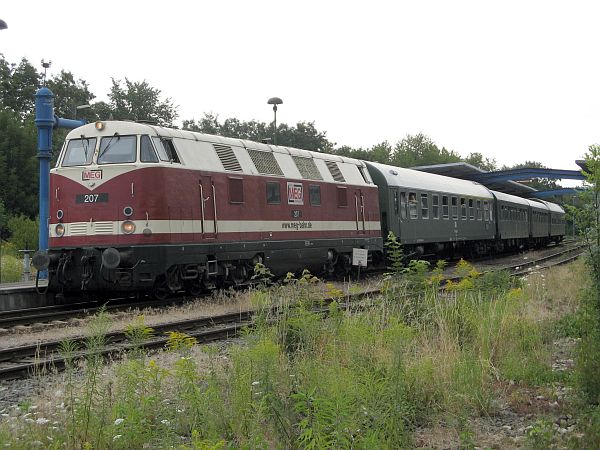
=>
[287,182,304,205]
[352,248,368,267]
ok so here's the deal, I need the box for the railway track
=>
[0,243,586,380]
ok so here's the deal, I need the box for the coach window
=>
[400,192,407,219]
[451,196,458,220]
[309,185,321,205]
[266,182,281,204]
[442,195,449,219]
[140,135,159,162]
[477,200,482,220]
[408,192,418,219]
[421,193,429,219]
[483,201,490,221]
[432,194,439,219]
[62,137,96,166]
[460,198,467,220]
[337,187,348,207]
[98,135,136,164]
[468,199,474,220]
[393,190,399,214]
[229,177,244,204]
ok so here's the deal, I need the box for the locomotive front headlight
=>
[121,220,136,234]
[95,121,105,131]
[55,223,65,237]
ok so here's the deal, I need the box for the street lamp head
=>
[0,20,7,30]
[267,97,283,106]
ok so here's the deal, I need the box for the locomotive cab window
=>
[98,135,136,164]
[152,137,181,163]
[309,185,321,206]
[266,182,281,204]
[62,137,97,167]
[140,135,159,162]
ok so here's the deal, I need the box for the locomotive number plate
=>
[76,193,109,203]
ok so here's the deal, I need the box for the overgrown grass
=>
[0,259,566,448]
[0,241,23,283]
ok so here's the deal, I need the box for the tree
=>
[0,110,38,218]
[0,55,41,121]
[184,113,334,152]
[97,78,178,126]
[391,133,461,168]
[464,152,497,172]
[46,70,95,120]
[7,214,38,250]
[333,141,392,164]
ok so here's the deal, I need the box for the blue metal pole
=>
[34,87,55,257]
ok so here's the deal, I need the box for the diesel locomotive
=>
[33,121,565,298]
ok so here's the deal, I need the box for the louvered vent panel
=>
[213,144,242,172]
[94,222,114,234]
[248,149,283,176]
[292,156,323,180]
[325,161,346,182]
[69,222,88,236]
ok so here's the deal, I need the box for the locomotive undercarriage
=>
[40,237,384,299]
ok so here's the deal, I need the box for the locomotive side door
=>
[354,189,366,234]
[199,176,217,239]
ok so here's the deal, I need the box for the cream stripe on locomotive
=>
[49,220,382,237]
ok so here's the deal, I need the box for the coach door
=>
[199,176,217,238]
[354,190,366,233]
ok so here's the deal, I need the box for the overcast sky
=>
[2,0,598,173]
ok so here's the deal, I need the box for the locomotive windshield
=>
[97,135,136,164]
[62,138,96,166]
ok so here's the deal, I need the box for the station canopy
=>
[411,162,538,197]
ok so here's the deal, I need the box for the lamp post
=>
[267,97,282,145]
[0,20,7,30]
[75,104,91,120]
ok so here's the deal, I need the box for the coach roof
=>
[365,161,494,198]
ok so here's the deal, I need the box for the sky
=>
[1,0,598,175]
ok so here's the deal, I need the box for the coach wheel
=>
[186,280,204,297]
[153,276,171,301]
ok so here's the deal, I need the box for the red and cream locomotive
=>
[36,121,384,297]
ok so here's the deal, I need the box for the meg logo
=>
[82,170,102,181]
[287,182,303,205]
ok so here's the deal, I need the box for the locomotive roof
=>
[65,121,373,185]
[66,121,366,166]
[364,161,494,198]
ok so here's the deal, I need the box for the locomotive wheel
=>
[153,276,171,300]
